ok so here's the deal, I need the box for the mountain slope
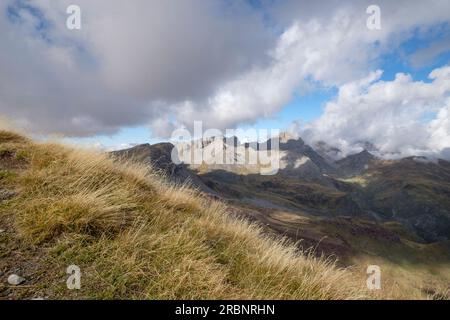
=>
[335,150,376,177]
[108,137,450,298]
[113,137,450,243]
[279,136,335,174]
[0,130,364,300]
[111,143,215,194]
[362,157,450,242]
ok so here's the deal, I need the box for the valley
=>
[112,134,450,297]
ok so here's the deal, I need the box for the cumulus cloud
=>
[163,19,379,135]
[0,0,272,136]
[1,0,450,146]
[302,66,450,159]
[156,0,450,136]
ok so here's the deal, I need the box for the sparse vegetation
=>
[0,129,366,299]
[339,176,369,187]
[1,129,448,300]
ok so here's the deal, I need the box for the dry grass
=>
[1,129,448,300]
[3,128,448,300]
[350,256,450,300]
[0,129,371,299]
[16,131,446,299]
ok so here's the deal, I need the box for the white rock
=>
[0,229,5,233]
[7,274,25,285]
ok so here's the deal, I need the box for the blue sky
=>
[1,1,450,156]
[377,23,450,82]
[68,87,339,149]
[69,25,450,150]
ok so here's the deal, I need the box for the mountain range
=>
[1,129,449,299]
[112,135,450,264]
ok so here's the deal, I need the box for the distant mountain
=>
[362,157,450,242]
[335,150,376,177]
[111,136,450,243]
[354,141,379,153]
[111,143,216,194]
[279,136,336,175]
[314,141,342,163]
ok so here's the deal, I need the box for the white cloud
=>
[158,17,382,135]
[149,0,450,135]
[1,0,450,146]
[429,98,450,151]
[302,66,450,159]
[0,0,272,136]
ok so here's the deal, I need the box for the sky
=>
[0,0,450,159]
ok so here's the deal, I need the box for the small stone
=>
[0,229,5,233]
[0,189,16,201]
[7,274,25,285]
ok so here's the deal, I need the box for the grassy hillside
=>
[2,129,449,300]
[239,207,450,299]
[0,129,366,299]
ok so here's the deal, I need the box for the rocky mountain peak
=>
[334,149,375,177]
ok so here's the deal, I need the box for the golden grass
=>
[350,256,450,300]
[9,129,448,300]
[0,129,370,299]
